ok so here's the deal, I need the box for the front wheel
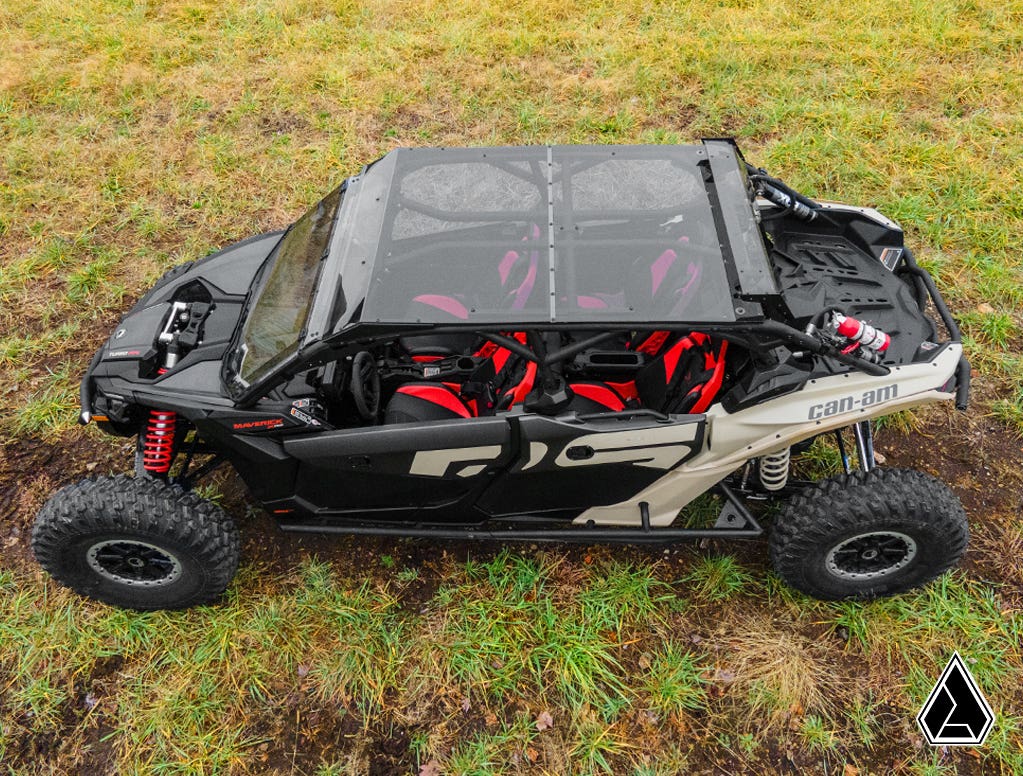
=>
[769,468,968,600]
[32,474,240,610]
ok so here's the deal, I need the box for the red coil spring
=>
[142,368,177,474]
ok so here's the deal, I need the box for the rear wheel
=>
[32,474,239,610]
[770,468,967,600]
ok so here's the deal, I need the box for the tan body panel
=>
[575,345,962,527]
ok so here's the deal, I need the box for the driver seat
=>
[384,333,539,424]
[384,383,476,424]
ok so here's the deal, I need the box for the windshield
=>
[235,185,343,384]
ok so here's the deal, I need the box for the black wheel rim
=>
[86,540,183,587]
[825,531,917,581]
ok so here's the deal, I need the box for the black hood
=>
[84,231,281,422]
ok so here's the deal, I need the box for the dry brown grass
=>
[715,614,843,731]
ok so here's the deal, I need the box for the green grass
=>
[428,553,666,715]
[3,0,1023,772]
[796,435,847,478]
[8,363,80,436]
[569,716,633,774]
[641,642,708,716]
[1,554,1021,772]
[303,574,409,711]
[800,715,836,756]
[443,716,537,775]
[992,384,1023,432]
[846,695,880,749]
[682,555,752,602]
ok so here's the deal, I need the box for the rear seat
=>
[562,332,727,415]
[385,229,726,422]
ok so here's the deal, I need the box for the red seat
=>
[635,332,727,414]
[384,383,476,424]
[474,333,537,411]
[564,382,629,413]
[385,333,539,423]
[565,332,728,416]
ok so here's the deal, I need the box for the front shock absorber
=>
[141,367,177,476]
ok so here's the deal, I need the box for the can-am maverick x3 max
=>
[32,139,970,609]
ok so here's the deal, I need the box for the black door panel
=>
[283,418,512,515]
[477,412,705,516]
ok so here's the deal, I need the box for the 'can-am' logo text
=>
[808,385,898,420]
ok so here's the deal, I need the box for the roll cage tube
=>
[898,247,969,410]
[476,330,621,366]
[227,317,905,409]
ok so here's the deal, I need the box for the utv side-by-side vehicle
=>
[32,139,971,610]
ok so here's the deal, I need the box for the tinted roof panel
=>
[550,146,735,323]
[323,145,755,329]
[364,147,552,324]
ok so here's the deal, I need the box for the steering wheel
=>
[350,351,381,420]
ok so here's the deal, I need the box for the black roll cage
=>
[225,315,897,412]
[218,141,967,410]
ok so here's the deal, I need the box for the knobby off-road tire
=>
[32,474,240,610]
[770,468,968,600]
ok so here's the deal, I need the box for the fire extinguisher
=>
[829,312,891,362]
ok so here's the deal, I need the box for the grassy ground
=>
[2,0,1022,773]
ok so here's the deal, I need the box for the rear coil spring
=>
[758,448,791,492]
[142,367,176,475]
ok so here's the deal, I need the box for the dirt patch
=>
[257,112,310,138]
[1,656,122,775]
[0,430,133,567]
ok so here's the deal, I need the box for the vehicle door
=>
[476,410,706,517]
[281,417,513,520]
